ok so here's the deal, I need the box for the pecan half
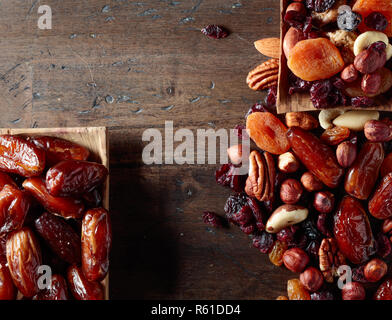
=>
[245,151,266,201]
[246,59,279,91]
[263,151,276,202]
[319,238,346,283]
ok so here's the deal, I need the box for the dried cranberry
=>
[201,25,229,39]
[276,226,298,246]
[376,233,392,259]
[317,213,332,237]
[352,265,368,284]
[332,76,345,90]
[245,103,269,119]
[265,86,277,108]
[294,233,308,249]
[351,96,376,108]
[311,291,334,300]
[202,211,224,228]
[305,0,315,10]
[284,10,306,29]
[365,12,388,31]
[215,163,245,193]
[288,73,311,95]
[224,194,265,234]
[310,80,332,109]
[314,0,336,13]
[233,125,246,140]
[306,240,320,260]
[252,231,275,254]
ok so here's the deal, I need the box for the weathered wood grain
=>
[0,0,289,299]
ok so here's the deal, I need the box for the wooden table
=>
[0,0,292,299]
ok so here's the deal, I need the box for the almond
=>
[254,38,280,58]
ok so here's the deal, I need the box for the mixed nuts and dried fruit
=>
[0,135,111,300]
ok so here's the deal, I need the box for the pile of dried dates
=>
[206,87,392,299]
[0,134,111,300]
[282,0,392,108]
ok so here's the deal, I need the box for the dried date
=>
[82,208,112,282]
[33,274,69,300]
[46,160,108,197]
[0,262,16,300]
[35,212,81,264]
[22,177,84,219]
[67,265,104,300]
[369,173,392,219]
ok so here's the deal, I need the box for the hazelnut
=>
[364,258,388,282]
[313,191,335,214]
[300,267,324,292]
[361,72,382,95]
[300,172,323,192]
[341,64,358,83]
[336,141,357,168]
[278,152,300,173]
[227,144,243,165]
[280,179,303,204]
[283,27,305,59]
[342,282,366,300]
[364,120,392,142]
[283,248,309,273]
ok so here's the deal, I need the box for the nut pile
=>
[205,88,392,299]
[0,135,111,300]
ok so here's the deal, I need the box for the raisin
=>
[337,10,362,31]
[253,231,275,254]
[269,240,288,266]
[364,12,388,31]
[202,211,224,228]
[311,290,334,300]
[287,279,311,300]
[215,163,245,193]
[284,10,306,29]
[265,86,277,108]
[314,0,336,13]
[302,219,321,241]
[201,25,229,39]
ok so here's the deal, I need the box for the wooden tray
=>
[277,0,392,114]
[0,127,110,300]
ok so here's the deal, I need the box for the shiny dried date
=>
[33,274,69,300]
[22,177,84,219]
[0,262,16,300]
[35,212,81,264]
[82,188,102,208]
[30,136,89,167]
[0,135,45,177]
[0,184,31,235]
[82,208,112,282]
[46,160,108,197]
[345,142,384,200]
[67,265,104,300]
[334,196,375,264]
[287,127,344,188]
[0,172,16,191]
[374,279,392,300]
[369,173,392,219]
[6,227,42,297]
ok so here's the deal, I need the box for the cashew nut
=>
[318,109,345,130]
[332,110,380,131]
[353,31,389,56]
[266,205,308,233]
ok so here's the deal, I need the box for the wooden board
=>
[0,127,109,300]
[0,0,296,300]
[277,0,392,113]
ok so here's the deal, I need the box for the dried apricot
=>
[287,279,311,300]
[246,112,290,155]
[269,240,288,266]
[287,38,345,81]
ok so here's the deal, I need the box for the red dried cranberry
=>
[352,265,368,284]
[311,291,334,300]
[288,73,311,94]
[284,10,306,29]
[277,226,298,246]
[365,12,388,31]
[265,86,277,108]
[310,80,333,109]
[247,197,265,231]
[314,0,336,13]
[215,163,245,193]
[245,103,269,119]
[233,125,246,140]
[252,231,275,254]
[317,213,332,237]
[202,211,224,228]
[376,233,392,259]
[351,96,376,108]
[201,25,229,39]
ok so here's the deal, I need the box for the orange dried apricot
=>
[287,279,311,300]
[353,0,392,37]
[287,38,345,81]
[246,112,290,155]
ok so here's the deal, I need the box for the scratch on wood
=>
[138,8,158,16]
[161,105,174,111]
[131,108,143,114]
[27,0,39,17]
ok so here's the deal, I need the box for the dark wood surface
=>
[0,0,293,299]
